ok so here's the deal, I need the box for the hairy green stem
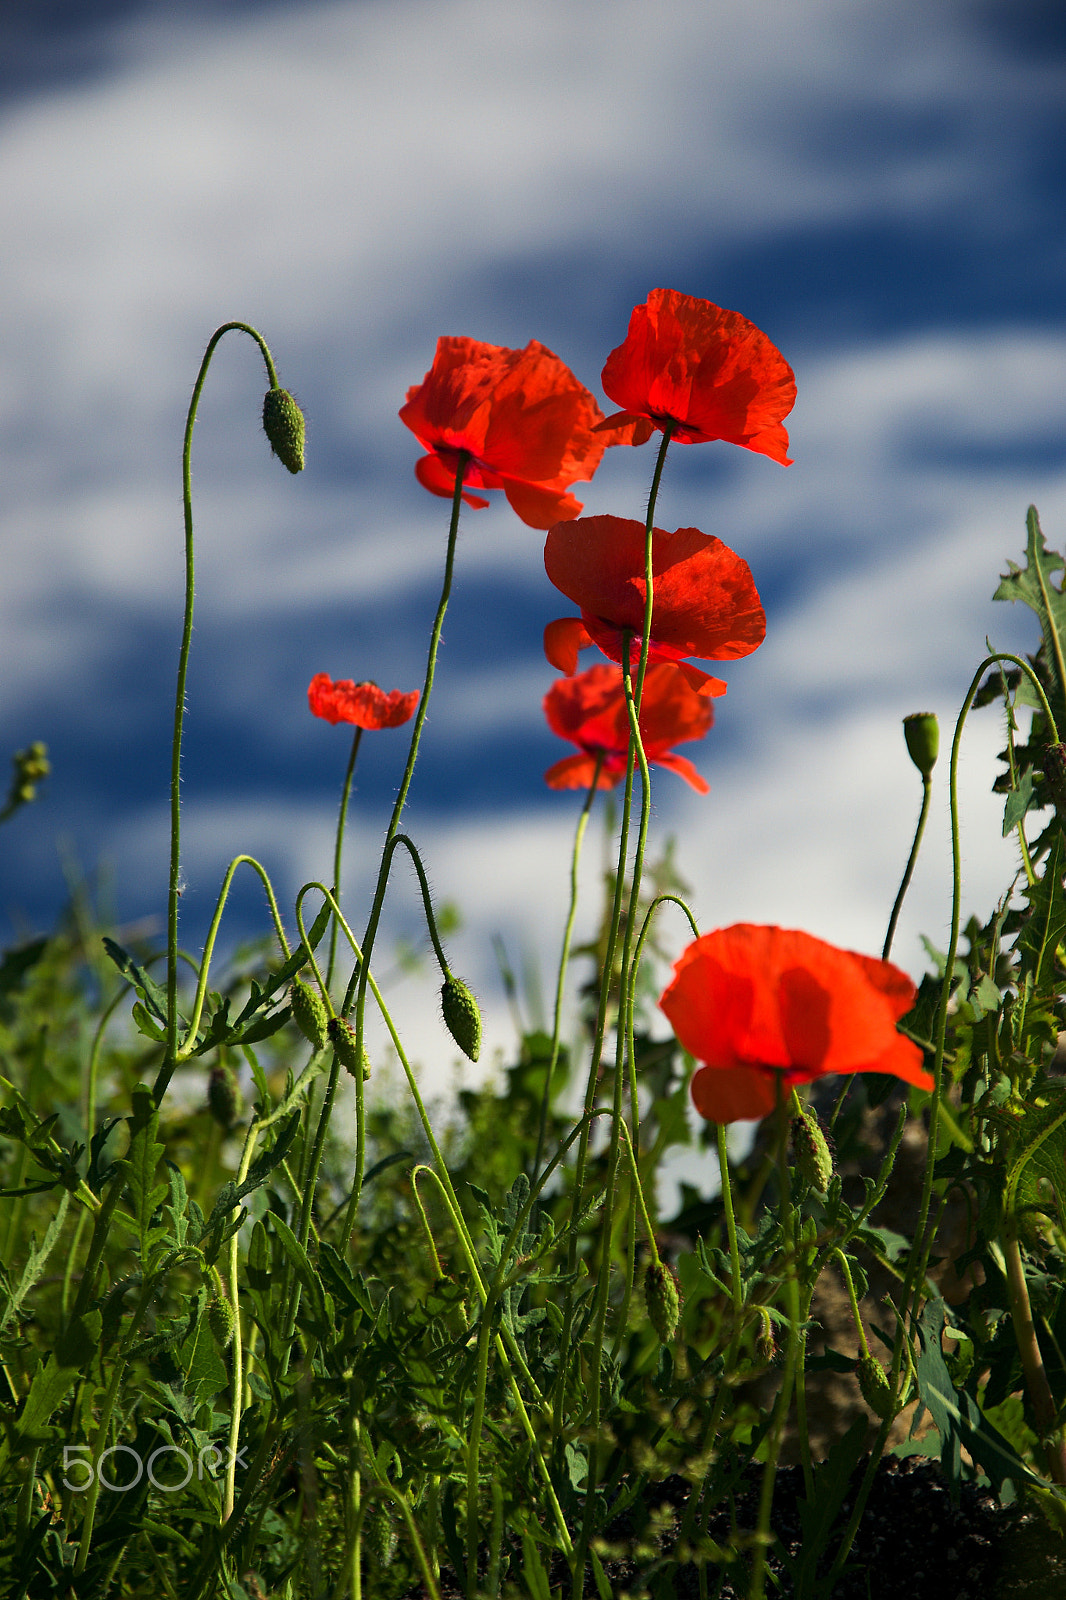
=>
[327,728,363,988]
[533,755,603,1181]
[161,323,282,1108]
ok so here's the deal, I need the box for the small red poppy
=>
[659,925,932,1123]
[399,336,635,530]
[308,673,419,730]
[599,288,796,464]
[544,661,714,793]
[543,515,764,688]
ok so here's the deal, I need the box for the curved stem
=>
[162,323,283,1107]
[169,856,290,1070]
[327,729,363,989]
[883,773,933,961]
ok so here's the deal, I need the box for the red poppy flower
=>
[599,288,796,464]
[544,661,714,793]
[399,336,636,530]
[543,515,764,690]
[659,925,932,1123]
[308,673,419,730]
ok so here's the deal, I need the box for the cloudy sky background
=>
[2,0,1065,1104]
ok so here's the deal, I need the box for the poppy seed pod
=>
[290,978,330,1053]
[263,386,305,473]
[644,1261,682,1343]
[208,1295,237,1349]
[440,975,482,1062]
[207,1065,241,1129]
[856,1354,897,1420]
[328,1015,372,1080]
[792,1108,834,1194]
[903,712,939,779]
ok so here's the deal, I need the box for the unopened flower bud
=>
[440,975,482,1062]
[903,713,939,779]
[644,1261,682,1344]
[755,1309,777,1366]
[262,386,305,473]
[208,1294,236,1349]
[856,1353,897,1419]
[290,977,329,1052]
[208,1065,241,1129]
[328,1015,371,1080]
[792,1108,833,1193]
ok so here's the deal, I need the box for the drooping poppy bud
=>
[755,1308,777,1367]
[263,386,305,473]
[291,977,329,1053]
[208,1065,241,1129]
[440,975,482,1062]
[792,1108,834,1194]
[328,1015,372,1080]
[856,1354,897,1420]
[903,712,939,779]
[208,1295,237,1349]
[644,1261,682,1343]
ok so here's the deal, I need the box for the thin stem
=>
[340,455,469,1226]
[533,755,603,1180]
[162,323,281,1108]
[222,1120,261,1521]
[882,773,933,961]
[832,1248,871,1358]
[1003,1225,1066,1483]
[327,728,363,988]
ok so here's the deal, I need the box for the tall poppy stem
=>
[569,425,672,1597]
[157,323,283,1108]
[533,753,603,1181]
[339,454,469,1238]
[326,728,363,989]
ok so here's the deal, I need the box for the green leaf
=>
[1003,769,1038,836]
[102,937,173,1027]
[914,1297,1042,1498]
[0,1191,70,1337]
[267,1212,334,1336]
[993,505,1066,714]
[1015,834,1066,996]
[125,1085,168,1258]
[8,1310,102,1449]
[1003,1085,1066,1232]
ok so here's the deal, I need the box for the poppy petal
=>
[544,617,594,675]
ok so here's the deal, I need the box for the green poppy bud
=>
[262,386,305,474]
[856,1353,897,1419]
[755,1309,777,1366]
[903,712,939,779]
[440,975,482,1062]
[644,1261,682,1344]
[208,1294,237,1349]
[290,977,329,1052]
[328,1015,371,1080]
[207,1065,241,1129]
[792,1108,833,1193]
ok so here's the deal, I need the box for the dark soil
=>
[401,1453,1066,1598]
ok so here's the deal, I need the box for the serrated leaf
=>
[1004,1087,1066,1228]
[125,1086,168,1257]
[0,1191,69,1336]
[993,506,1066,715]
[1003,769,1038,836]
[1015,836,1066,996]
[9,1310,102,1449]
[102,937,174,1027]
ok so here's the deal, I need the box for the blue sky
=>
[1,0,1065,1088]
